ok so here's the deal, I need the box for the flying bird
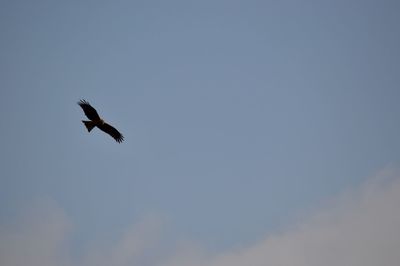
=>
[78,99,124,143]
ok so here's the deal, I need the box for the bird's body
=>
[78,99,124,143]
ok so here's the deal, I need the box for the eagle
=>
[78,99,124,143]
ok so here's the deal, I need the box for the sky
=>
[1,0,400,265]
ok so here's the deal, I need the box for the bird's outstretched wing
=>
[78,99,101,121]
[97,122,124,143]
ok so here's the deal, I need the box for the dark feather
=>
[78,99,101,121]
[97,122,124,143]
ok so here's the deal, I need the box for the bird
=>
[78,99,124,143]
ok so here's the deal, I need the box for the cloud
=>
[0,199,71,266]
[82,213,163,266]
[0,201,163,266]
[163,168,400,266]
[1,169,400,266]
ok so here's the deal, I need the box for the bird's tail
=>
[82,120,96,132]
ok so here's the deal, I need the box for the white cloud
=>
[82,214,163,266]
[0,199,71,266]
[0,201,163,266]
[162,168,400,266]
[1,169,400,266]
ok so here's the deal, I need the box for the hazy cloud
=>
[0,201,162,266]
[82,214,163,266]
[163,169,400,266]
[0,200,71,266]
[1,169,400,266]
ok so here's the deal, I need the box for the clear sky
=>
[1,1,400,265]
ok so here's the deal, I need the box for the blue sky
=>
[1,0,400,265]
